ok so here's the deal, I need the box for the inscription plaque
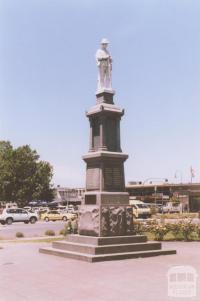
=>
[104,166,122,190]
[86,168,100,190]
[85,195,97,204]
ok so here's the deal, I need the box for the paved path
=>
[0,221,65,239]
[0,241,200,301]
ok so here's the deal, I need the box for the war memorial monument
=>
[40,39,176,262]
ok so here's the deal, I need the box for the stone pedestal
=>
[79,90,132,237]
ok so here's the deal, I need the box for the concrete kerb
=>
[0,235,64,243]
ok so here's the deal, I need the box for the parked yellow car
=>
[41,210,76,222]
[129,200,151,219]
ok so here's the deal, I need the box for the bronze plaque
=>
[104,166,122,190]
[85,195,97,204]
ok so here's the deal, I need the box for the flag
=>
[190,166,195,178]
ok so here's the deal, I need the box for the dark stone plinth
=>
[78,204,133,237]
[96,90,114,104]
[82,91,131,238]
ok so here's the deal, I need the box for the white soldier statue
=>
[95,38,112,92]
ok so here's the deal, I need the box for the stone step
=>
[52,241,161,255]
[39,247,176,262]
[66,234,147,245]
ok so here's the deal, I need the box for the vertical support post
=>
[89,118,94,152]
[99,116,107,151]
[116,117,122,152]
[99,162,104,191]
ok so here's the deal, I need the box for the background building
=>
[55,186,85,205]
[126,182,200,212]
[55,182,200,212]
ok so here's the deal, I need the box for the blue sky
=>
[0,0,200,186]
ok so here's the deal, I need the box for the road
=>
[0,221,65,239]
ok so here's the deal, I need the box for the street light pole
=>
[154,185,157,206]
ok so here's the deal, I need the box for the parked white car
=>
[162,202,181,213]
[0,208,38,225]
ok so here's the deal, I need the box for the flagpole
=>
[190,166,195,184]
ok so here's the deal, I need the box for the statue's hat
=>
[101,38,109,44]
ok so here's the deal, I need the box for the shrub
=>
[170,222,183,240]
[71,219,78,234]
[59,229,66,236]
[16,232,24,238]
[149,223,170,241]
[195,224,200,240]
[169,220,196,241]
[133,219,199,241]
[65,220,72,234]
[45,230,55,236]
[179,220,195,241]
[133,220,146,235]
[59,227,69,236]
[133,220,158,235]
[156,213,198,219]
[58,219,79,236]
[146,219,157,227]
[59,221,73,236]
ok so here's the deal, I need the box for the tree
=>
[0,141,54,207]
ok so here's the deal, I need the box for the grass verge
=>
[0,236,64,244]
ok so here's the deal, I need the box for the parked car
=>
[130,200,151,219]
[23,206,33,212]
[41,210,76,222]
[58,205,77,214]
[67,205,76,213]
[162,202,181,213]
[144,203,163,214]
[0,208,38,225]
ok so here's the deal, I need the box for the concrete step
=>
[52,241,161,255]
[66,234,147,245]
[39,247,176,262]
